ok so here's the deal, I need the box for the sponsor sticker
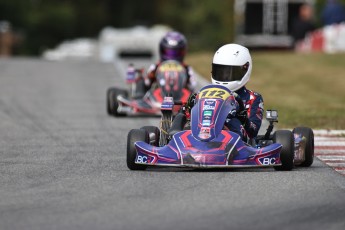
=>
[161,96,174,110]
[198,127,211,139]
[202,99,217,111]
[203,110,213,116]
[136,154,154,164]
[204,99,216,105]
[163,96,174,102]
[203,105,215,110]
[202,120,211,126]
[258,157,276,165]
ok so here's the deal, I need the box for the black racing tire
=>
[106,87,116,115]
[127,129,149,170]
[293,127,314,167]
[110,88,128,117]
[140,126,160,147]
[273,130,294,171]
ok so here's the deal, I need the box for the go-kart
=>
[126,84,314,171]
[107,60,192,116]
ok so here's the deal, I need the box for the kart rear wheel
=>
[106,87,116,115]
[293,127,314,167]
[140,126,160,146]
[110,88,128,117]
[127,129,149,170]
[273,130,294,171]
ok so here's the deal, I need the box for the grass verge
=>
[186,51,345,130]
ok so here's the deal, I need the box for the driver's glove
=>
[236,110,248,125]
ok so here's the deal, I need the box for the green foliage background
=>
[0,0,344,55]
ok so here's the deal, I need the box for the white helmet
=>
[211,44,252,91]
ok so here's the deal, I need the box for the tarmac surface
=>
[0,58,344,230]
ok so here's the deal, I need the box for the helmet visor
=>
[212,63,248,82]
[161,48,185,60]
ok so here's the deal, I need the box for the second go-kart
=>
[107,60,192,117]
[126,84,314,171]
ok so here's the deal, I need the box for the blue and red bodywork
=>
[134,85,283,168]
[117,60,191,115]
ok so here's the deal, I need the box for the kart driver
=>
[188,44,264,142]
[144,31,196,92]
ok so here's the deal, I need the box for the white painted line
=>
[313,131,345,176]
[315,150,345,154]
[313,130,345,136]
[335,169,345,175]
[315,142,345,146]
[317,156,345,160]
[326,163,345,167]
[315,137,345,141]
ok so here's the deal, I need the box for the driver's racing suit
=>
[225,86,264,142]
[144,62,196,92]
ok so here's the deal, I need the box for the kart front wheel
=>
[273,130,294,171]
[127,129,149,170]
[293,127,314,167]
[140,126,160,146]
[106,87,116,115]
[110,88,128,117]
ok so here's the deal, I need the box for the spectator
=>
[292,3,316,46]
[321,0,345,26]
[0,21,16,56]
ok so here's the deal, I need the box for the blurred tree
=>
[106,0,156,27]
[154,0,234,51]
[25,2,76,54]
[0,0,235,55]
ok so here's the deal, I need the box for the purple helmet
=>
[159,31,187,62]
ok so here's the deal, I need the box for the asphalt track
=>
[0,58,345,230]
